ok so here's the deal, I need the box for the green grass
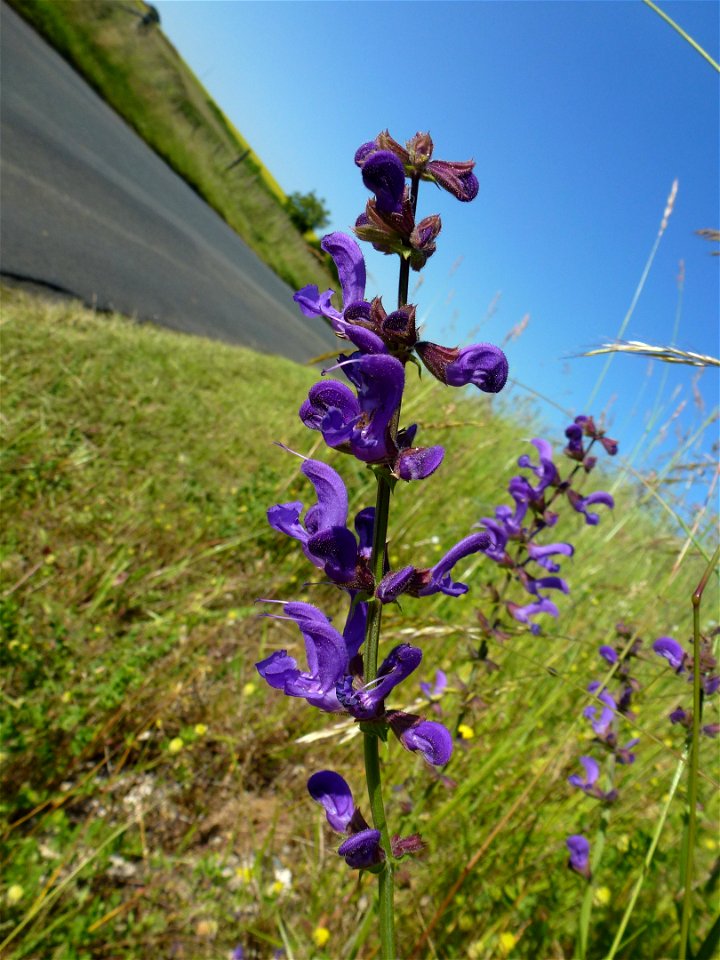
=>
[1,286,718,959]
[6,0,335,294]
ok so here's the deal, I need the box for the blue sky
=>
[155,0,718,509]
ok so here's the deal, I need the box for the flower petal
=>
[307,770,355,833]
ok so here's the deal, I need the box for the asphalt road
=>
[0,2,336,363]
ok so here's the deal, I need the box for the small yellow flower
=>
[242,682,256,697]
[227,609,239,622]
[194,723,208,736]
[457,724,475,740]
[312,927,331,949]
[616,834,630,852]
[61,691,72,704]
[499,931,518,954]
[702,837,718,851]
[235,866,252,883]
[594,886,611,906]
[268,880,284,896]
[168,737,184,754]
[7,884,24,905]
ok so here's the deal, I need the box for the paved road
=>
[0,2,336,363]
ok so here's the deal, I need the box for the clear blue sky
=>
[155,0,718,511]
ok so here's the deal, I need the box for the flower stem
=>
[679,543,720,958]
[363,470,395,959]
[362,174,421,959]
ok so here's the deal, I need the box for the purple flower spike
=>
[568,755,600,791]
[599,645,618,665]
[307,770,355,833]
[389,713,453,766]
[652,636,687,673]
[567,835,591,878]
[361,151,406,214]
[415,341,509,394]
[338,829,384,869]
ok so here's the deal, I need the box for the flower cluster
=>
[566,623,643,877]
[257,131,509,871]
[653,633,719,738]
[477,417,617,634]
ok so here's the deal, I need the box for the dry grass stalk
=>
[582,340,720,368]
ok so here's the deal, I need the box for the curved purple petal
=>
[321,232,366,309]
[306,526,358,583]
[308,770,355,833]
[338,644,422,719]
[568,755,600,789]
[338,829,383,869]
[301,459,348,532]
[267,501,307,545]
[653,636,686,672]
[599,645,618,664]
[507,597,559,624]
[361,151,406,213]
[354,140,378,167]
[567,834,590,876]
[354,507,375,560]
[342,600,367,661]
[419,532,491,597]
[398,719,453,766]
[293,285,343,327]
[395,445,445,481]
[300,380,360,434]
[445,343,509,393]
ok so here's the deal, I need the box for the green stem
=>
[679,544,720,958]
[361,171,423,959]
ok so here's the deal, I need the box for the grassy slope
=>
[6,0,334,293]
[1,287,717,959]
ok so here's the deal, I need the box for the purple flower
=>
[567,834,591,878]
[506,596,559,628]
[567,489,614,525]
[516,438,559,501]
[307,771,384,869]
[337,644,423,720]
[267,457,374,589]
[615,737,639,765]
[307,770,356,832]
[256,601,359,712]
[420,669,447,701]
[338,829,384,869]
[376,532,491,602]
[356,131,479,203]
[583,682,616,736]
[300,353,403,464]
[415,341,508,393]
[652,636,687,673]
[361,151,406,214]
[568,755,618,802]
[294,233,368,338]
[526,541,574,573]
[599,645,618,665]
[388,712,453,766]
[568,755,600,791]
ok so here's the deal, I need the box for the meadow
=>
[1,284,717,959]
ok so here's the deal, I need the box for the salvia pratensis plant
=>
[255,131,634,955]
[257,130,508,955]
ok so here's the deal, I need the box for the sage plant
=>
[256,130,508,955]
